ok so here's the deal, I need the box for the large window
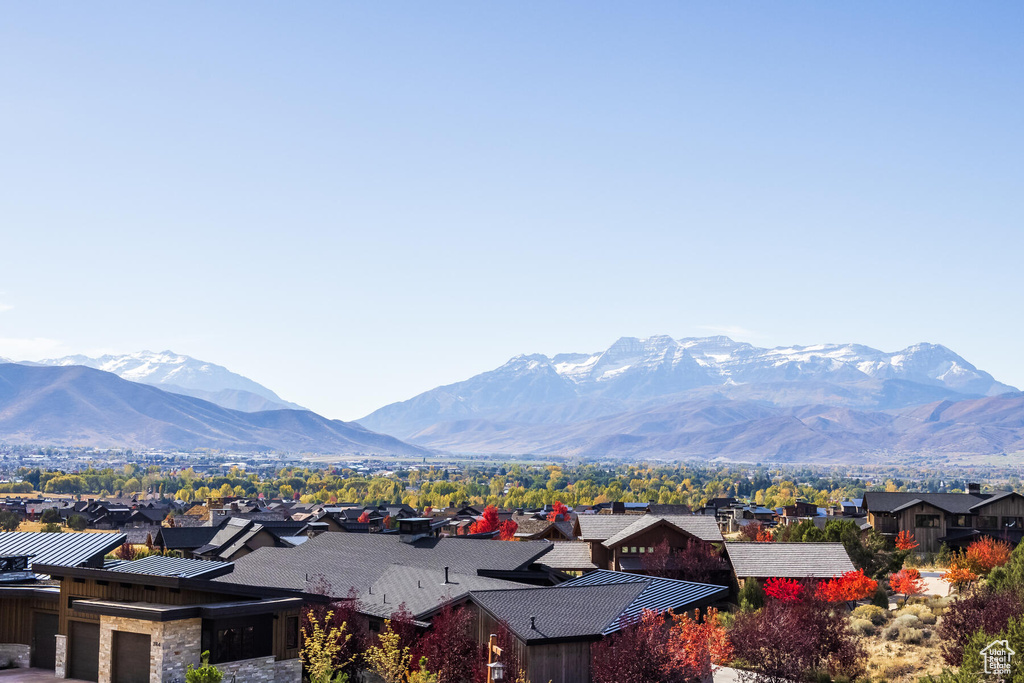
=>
[201,615,272,664]
[1003,517,1023,529]
[949,514,972,528]
[977,515,999,529]
[915,515,940,528]
[286,616,299,649]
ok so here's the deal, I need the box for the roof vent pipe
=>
[530,616,536,630]
[443,567,450,584]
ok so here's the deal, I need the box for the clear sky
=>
[1,2,1022,420]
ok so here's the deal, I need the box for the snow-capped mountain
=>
[358,336,1019,460]
[30,351,304,412]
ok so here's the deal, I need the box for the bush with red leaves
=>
[411,603,483,683]
[938,586,1024,665]
[730,591,865,683]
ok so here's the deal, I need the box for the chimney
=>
[443,567,450,584]
[968,483,981,495]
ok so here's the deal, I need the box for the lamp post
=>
[487,633,505,681]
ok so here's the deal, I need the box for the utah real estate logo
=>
[982,639,1015,677]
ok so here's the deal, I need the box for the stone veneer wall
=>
[54,634,67,678]
[274,658,302,682]
[96,615,202,683]
[0,643,30,668]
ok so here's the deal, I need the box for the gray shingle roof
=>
[358,565,530,619]
[215,532,554,616]
[0,531,125,571]
[863,491,1003,515]
[601,515,723,548]
[536,542,596,571]
[725,542,855,579]
[576,515,640,541]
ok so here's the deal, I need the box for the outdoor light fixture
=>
[487,661,505,681]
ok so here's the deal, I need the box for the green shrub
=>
[898,627,927,644]
[66,515,88,532]
[185,651,222,683]
[935,543,953,568]
[896,603,936,625]
[41,523,62,533]
[852,605,889,625]
[739,577,765,611]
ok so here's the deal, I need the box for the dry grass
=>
[862,632,944,682]
[14,521,118,534]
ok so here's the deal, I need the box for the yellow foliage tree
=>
[300,609,355,683]
[363,620,411,683]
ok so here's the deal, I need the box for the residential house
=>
[863,487,1024,552]
[575,514,723,572]
[469,569,729,683]
[724,542,856,584]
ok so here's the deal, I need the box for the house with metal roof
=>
[575,514,723,573]
[724,542,856,582]
[863,487,1024,551]
[469,569,729,683]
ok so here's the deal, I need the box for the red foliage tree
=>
[816,569,878,603]
[730,591,866,683]
[302,580,367,678]
[938,587,1024,665]
[411,603,484,683]
[388,603,419,653]
[357,510,371,523]
[498,519,518,541]
[468,505,500,534]
[964,536,1013,575]
[738,522,768,542]
[755,527,775,543]
[894,530,918,551]
[548,501,569,522]
[640,540,729,584]
[888,567,925,605]
[592,608,732,683]
[763,577,803,602]
[940,560,978,594]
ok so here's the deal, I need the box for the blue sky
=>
[1,2,1022,420]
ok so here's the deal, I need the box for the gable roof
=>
[108,555,233,579]
[602,515,722,548]
[358,565,530,620]
[471,570,728,644]
[725,542,856,579]
[536,542,597,571]
[862,491,998,515]
[970,491,1024,511]
[215,532,554,616]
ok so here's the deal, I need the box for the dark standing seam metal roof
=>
[0,531,126,570]
[725,542,855,579]
[560,569,729,632]
[471,583,647,643]
[107,555,234,579]
[471,570,729,643]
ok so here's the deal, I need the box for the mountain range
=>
[0,363,428,455]
[359,336,1024,461]
[27,351,303,412]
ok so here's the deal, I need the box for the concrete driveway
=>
[0,669,90,682]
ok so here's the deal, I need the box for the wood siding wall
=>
[474,604,592,683]
[0,596,58,645]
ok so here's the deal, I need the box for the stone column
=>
[54,634,67,678]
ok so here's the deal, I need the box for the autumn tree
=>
[497,519,518,541]
[411,603,482,683]
[668,608,732,682]
[364,620,412,683]
[894,530,918,551]
[941,561,978,594]
[888,567,925,606]
[730,591,865,683]
[640,540,729,584]
[301,608,356,683]
[964,536,1013,575]
[547,501,569,522]
[357,510,371,524]
[469,505,500,534]
[738,522,768,542]
[816,569,878,603]
[763,577,803,602]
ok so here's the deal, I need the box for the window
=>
[630,546,638,554]
[369,620,381,633]
[639,546,645,553]
[1003,517,1023,529]
[286,616,299,649]
[950,514,972,528]
[915,515,940,528]
[977,515,998,529]
[201,615,272,664]
[621,546,628,554]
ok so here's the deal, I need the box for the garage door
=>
[113,631,151,683]
[30,612,58,669]
[69,621,100,682]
